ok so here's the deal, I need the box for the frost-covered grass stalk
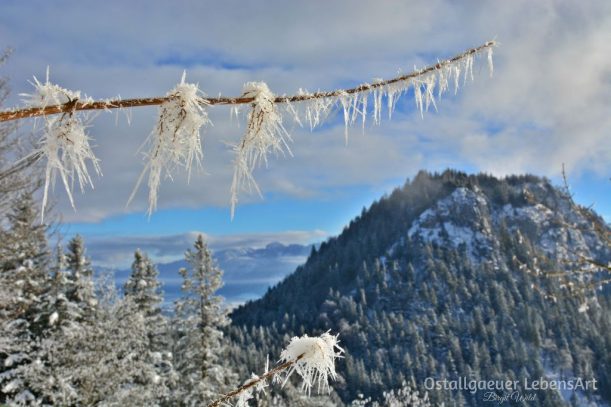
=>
[230,82,292,219]
[128,72,211,215]
[21,68,100,219]
[208,332,343,407]
[280,332,344,395]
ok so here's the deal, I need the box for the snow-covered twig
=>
[207,355,300,407]
[207,332,343,407]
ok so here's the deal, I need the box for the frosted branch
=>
[0,41,497,218]
[207,332,343,407]
[0,41,496,123]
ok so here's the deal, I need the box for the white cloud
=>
[83,229,327,268]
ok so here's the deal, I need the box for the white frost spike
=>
[487,46,494,77]
[413,80,424,118]
[463,54,474,84]
[424,75,437,112]
[300,89,333,131]
[37,115,101,216]
[437,65,449,99]
[128,71,210,216]
[279,332,344,395]
[361,92,368,130]
[22,68,100,219]
[21,66,81,108]
[453,65,461,94]
[338,91,352,145]
[372,78,384,125]
[230,81,292,219]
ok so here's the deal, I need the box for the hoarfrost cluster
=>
[128,71,211,215]
[221,332,344,407]
[21,68,99,219]
[279,332,344,395]
[230,82,292,219]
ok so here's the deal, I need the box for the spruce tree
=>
[124,249,163,321]
[64,234,96,312]
[172,234,236,405]
[0,193,49,404]
[23,277,162,405]
[124,249,174,402]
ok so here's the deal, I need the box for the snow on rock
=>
[408,187,494,262]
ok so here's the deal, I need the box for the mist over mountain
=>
[101,242,312,306]
[228,170,611,406]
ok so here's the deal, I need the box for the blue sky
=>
[1,0,610,267]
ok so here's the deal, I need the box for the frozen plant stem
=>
[206,354,304,407]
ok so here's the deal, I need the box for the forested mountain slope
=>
[229,170,611,406]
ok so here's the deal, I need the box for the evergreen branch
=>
[0,41,496,123]
[207,354,304,407]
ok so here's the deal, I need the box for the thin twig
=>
[0,41,496,123]
[207,354,304,407]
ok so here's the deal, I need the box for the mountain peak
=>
[229,170,611,405]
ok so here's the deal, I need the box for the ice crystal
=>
[279,332,344,395]
[487,46,494,77]
[128,72,210,215]
[230,81,292,219]
[21,68,100,219]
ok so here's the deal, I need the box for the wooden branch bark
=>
[207,354,304,407]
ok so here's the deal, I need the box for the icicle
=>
[128,71,211,216]
[230,81,292,219]
[284,99,303,128]
[424,75,437,112]
[301,89,333,130]
[337,91,351,145]
[361,92,368,131]
[22,68,100,220]
[463,54,474,85]
[413,80,424,118]
[230,105,241,124]
[372,78,384,125]
[437,65,449,99]
[487,46,494,77]
[453,65,461,94]
[386,85,395,120]
[350,92,360,125]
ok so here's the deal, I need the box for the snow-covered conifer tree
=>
[23,275,163,405]
[172,234,237,405]
[124,249,174,402]
[0,193,49,404]
[125,249,163,322]
[64,234,96,317]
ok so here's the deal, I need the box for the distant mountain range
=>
[98,242,312,307]
[228,170,611,406]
